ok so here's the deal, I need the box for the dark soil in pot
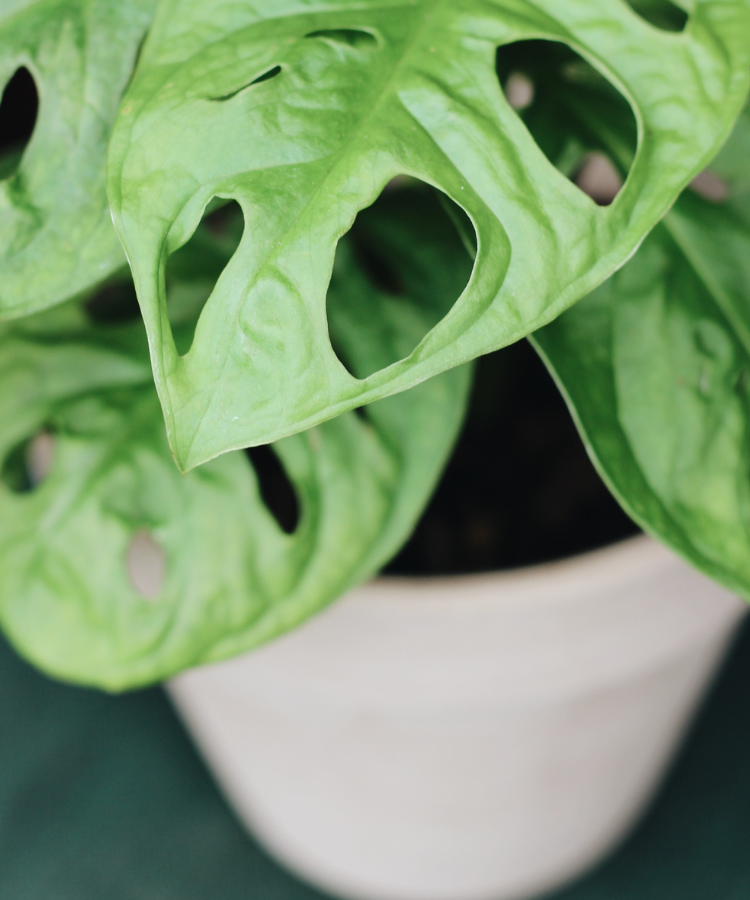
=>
[385,337,640,576]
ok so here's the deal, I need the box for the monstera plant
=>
[0,0,749,689]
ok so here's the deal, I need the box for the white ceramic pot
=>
[169,535,746,900]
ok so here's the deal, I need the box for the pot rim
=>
[360,532,685,611]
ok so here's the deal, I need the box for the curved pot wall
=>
[169,536,746,900]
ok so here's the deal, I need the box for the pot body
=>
[169,536,746,900]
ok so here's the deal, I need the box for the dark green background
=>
[2,621,749,899]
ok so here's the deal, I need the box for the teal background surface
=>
[1,622,749,899]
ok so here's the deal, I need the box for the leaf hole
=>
[353,242,405,296]
[127,530,166,600]
[211,65,282,102]
[0,66,39,180]
[690,169,729,204]
[304,29,378,50]
[327,180,476,380]
[574,152,624,206]
[496,41,637,200]
[85,278,141,324]
[624,1,689,32]
[504,72,535,111]
[245,445,300,534]
[1,430,55,494]
[166,199,245,356]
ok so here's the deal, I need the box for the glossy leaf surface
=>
[0,0,157,320]
[0,194,471,689]
[535,106,750,600]
[109,0,750,471]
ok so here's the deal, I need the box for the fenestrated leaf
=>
[108,0,750,472]
[0,0,156,320]
[0,191,472,689]
[534,105,750,600]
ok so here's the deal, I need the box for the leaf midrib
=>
[177,0,448,466]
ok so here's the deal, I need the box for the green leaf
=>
[108,0,750,472]
[0,192,472,689]
[534,105,750,600]
[0,0,156,320]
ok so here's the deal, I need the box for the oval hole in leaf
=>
[1,430,55,494]
[690,169,729,204]
[0,67,39,180]
[166,199,245,356]
[304,29,378,50]
[127,530,166,600]
[246,444,300,534]
[211,65,282,102]
[574,151,624,207]
[624,0,689,32]
[504,72,535,111]
[327,180,476,380]
[85,278,141,324]
[496,41,637,201]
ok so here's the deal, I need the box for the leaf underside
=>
[108,0,750,472]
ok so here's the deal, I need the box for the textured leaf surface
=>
[108,0,750,471]
[535,105,750,600]
[0,194,471,689]
[0,0,156,319]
